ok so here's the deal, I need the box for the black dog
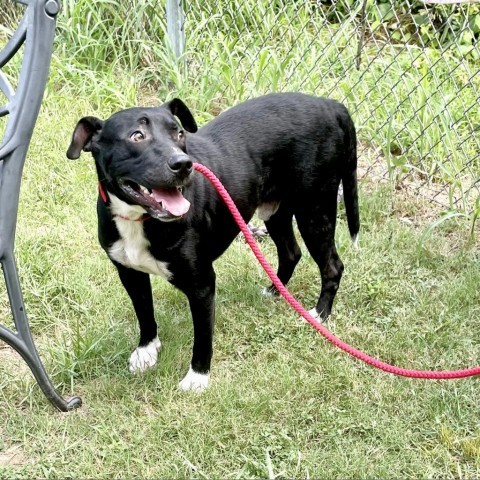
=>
[66,92,359,391]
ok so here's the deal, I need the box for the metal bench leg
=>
[1,250,82,411]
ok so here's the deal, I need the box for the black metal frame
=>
[0,0,81,411]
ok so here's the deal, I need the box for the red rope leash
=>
[193,162,480,379]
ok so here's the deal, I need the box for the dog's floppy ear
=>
[163,98,198,133]
[66,116,104,160]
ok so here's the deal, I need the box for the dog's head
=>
[66,99,198,221]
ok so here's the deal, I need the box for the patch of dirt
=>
[356,145,441,223]
[358,143,477,221]
[0,344,31,379]
[0,445,27,467]
[357,143,480,252]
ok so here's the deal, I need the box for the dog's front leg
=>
[114,262,161,373]
[175,266,216,392]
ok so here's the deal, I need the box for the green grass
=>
[0,98,480,478]
[1,1,480,477]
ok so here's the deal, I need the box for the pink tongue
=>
[151,188,190,216]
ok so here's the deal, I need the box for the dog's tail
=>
[339,106,360,247]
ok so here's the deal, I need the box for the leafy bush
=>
[319,0,480,58]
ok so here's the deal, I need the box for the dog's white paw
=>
[260,286,274,297]
[261,286,281,298]
[307,308,321,322]
[129,337,161,373]
[179,366,209,392]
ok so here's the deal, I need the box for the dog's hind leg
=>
[295,194,344,320]
[115,263,161,373]
[262,204,302,296]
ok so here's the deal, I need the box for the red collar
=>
[98,182,150,222]
[98,181,109,203]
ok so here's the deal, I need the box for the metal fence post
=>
[166,0,185,58]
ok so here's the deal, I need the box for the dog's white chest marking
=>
[107,194,172,279]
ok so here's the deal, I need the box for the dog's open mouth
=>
[118,179,191,221]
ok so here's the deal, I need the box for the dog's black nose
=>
[168,154,193,173]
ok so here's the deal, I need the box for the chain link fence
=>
[2,0,480,212]
[177,0,480,212]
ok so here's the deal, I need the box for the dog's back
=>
[191,92,359,241]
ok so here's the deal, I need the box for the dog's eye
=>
[130,131,145,142]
